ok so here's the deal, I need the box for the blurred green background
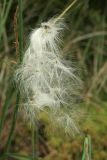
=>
[0,0,107,159]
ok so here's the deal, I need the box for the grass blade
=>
[82,135,92,160]
[5,93,20,151]
[5,0,24,151]
[0,152,32,160]
[0,86,15,137]
[0,0,13,41]
[18,0,24,62]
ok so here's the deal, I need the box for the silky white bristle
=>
[15,18,83,135]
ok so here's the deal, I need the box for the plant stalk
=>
[54,0,78,23]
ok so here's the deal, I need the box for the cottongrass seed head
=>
[15,17,83,136]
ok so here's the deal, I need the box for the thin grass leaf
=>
[0,152,43,160]
[0,152,32,160]
[82,135,92,160]
[31,122,39,160]
[5,0,24,151]
[18,0,24,62]
[1,0,7,17]
[5,93,20,151]
[0,86,15,137]
[88,135,92,160]
[32,124,35,160]
[0,0,13,41]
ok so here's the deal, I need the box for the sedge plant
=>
[15,0,83,136]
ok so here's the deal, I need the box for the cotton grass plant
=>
[15,0,83,136]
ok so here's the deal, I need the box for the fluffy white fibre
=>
[15,18,82,135]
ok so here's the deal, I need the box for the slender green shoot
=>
[32,124,35,160]
[0,152,31,160]
[54,0,78,23]
[5,0,24,152]
[5,94,20,151]
[0,87,15,137]
[82,135,92,160]
[0,0,13,41]
[18,0,24,62]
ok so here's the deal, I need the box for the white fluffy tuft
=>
[15,18,83,135]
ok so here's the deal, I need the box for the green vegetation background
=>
[0,0,107,160]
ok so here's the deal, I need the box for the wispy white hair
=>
[15,18,83,135]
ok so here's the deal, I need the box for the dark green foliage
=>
[0,0,107,160]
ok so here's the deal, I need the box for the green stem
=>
[1,0,6,17]
[18,0,24,62]
[0,0,13,41]
[0,86,15,137]
[32,121,38,160]
[32,124,35,160]
[32,121,39,160]
[0,152,31,160]
[82,135,92,160]
[5,0,24,152]
[5,93,20,151]
[54,0,78,23]
[88,135,92,160]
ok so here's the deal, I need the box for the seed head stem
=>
[54,0,78,23]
